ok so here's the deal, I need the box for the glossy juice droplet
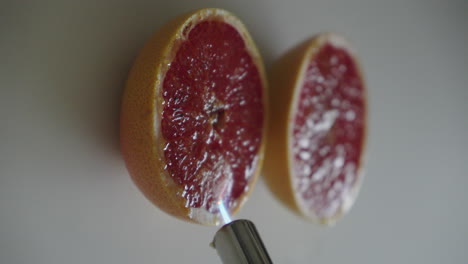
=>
[161,21,264,214]
[292,43,365,219]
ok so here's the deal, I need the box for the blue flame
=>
[217,201,232,224]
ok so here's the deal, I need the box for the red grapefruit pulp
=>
[161,21,264,212]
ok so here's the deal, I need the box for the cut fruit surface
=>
[120,9,267,225]
[264,33,366,224]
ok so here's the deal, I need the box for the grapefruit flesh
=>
[161,21,264,213]
[292,42,365,221]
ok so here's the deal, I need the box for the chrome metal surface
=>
[213,219,273,264]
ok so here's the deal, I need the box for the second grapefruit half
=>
[264,33,367,225]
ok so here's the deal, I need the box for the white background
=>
[1,0,467,263]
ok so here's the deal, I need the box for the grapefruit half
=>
[120,8,267,225]
[264,33,366,225]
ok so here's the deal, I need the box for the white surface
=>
[1,0,467,263]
